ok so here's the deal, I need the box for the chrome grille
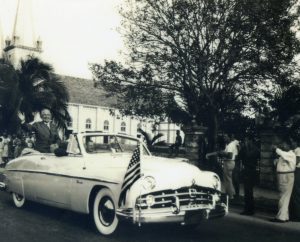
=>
[136,186,220,209]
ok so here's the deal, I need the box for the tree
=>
[269,83,300,140]
[91,0,300,150]
[0,57,71,132]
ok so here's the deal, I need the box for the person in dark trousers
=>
[169,130,182,157]
[289,142,300,221]
[239,136,260,215]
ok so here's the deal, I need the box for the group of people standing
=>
[220,134,260,216]
[206,134,259,215]
[0,132,35,166]
[207,134,300,223]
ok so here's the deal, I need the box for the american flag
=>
[118,145,141,207]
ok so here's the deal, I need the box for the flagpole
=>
[139,139,143,177]
[138,139,143,226]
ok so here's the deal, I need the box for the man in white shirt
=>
[270,142,296,223]
[223,135,239,199]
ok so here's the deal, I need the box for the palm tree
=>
[0,56,71,132]
[138,128,165,151]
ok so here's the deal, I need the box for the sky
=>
[0,0,299,79]
[0,0,124,79]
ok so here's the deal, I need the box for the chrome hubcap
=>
[98,196,115,227]
[15,194,23,201]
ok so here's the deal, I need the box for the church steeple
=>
[3,0,42,67]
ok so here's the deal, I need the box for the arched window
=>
[121,122,126,133]
[85,118,92,130]
[103,120,109,131]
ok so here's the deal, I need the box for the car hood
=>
[112,155,220,207]
[141,156,218,190]
[85,154,219,191]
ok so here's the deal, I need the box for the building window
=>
[137,123,142,132]
[86,118,92,130]
[121,122,126,133]
[104,120,109,131]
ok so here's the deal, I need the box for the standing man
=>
[290,141,300,222]
[169,130,183,157]
[206,134,239,199]
[290,142,300,221]
[239,136,260,215]
[270,142,296,223]
[19,108,61,153]
[231,135,241,199]
[222,134,239,200]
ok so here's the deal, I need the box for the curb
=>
[230,196,277,214]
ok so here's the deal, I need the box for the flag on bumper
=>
[118,146,141,207]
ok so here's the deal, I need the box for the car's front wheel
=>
[12,192,26,208]
[92,188,119,235]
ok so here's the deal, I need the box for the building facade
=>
[0,0,181,143]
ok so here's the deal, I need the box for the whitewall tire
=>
[12,192,26,208]
[93,188,119,235]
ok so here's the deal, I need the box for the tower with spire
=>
[3,0,42,67]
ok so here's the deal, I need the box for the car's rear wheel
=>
[92,188,119,235]
[12,192,25,208]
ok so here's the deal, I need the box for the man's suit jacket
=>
[23,121,61,153]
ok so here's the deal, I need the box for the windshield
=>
[83,135,150,155]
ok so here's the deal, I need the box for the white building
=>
[62,75,156,137]
[0,0,182,143]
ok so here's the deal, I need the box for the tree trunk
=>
[207,109,219,152]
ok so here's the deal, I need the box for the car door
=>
[34,154,84,208]
[11,156,40,201]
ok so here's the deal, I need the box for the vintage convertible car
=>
[0,132,228,235]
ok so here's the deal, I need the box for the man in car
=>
[19,108,61,153]
[86,139,95,153]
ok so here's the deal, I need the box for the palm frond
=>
[18,57,70,121]
[151,133,164,145]
[138,128,152,147]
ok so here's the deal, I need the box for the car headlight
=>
[141,176,156,191]
[212,174,220,190]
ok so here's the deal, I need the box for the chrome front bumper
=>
[117,193,228,225]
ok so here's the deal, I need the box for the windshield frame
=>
[78,133,151,156]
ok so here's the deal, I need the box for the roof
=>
[59,75,117,108]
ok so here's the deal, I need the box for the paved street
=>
[0,192,299,242]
